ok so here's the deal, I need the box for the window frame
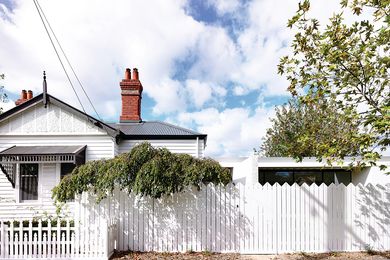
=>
[258,168,352,186]
[19,163,39,202]
[60,162,77,179]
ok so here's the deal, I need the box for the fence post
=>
[38,219,42,257]
[28,219,33,257]
[1,221,4,258]
[9,221,13,256]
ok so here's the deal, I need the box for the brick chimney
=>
[120,68,143,122]
[15,90,33,105]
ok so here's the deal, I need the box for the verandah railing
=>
[0,218,117,259]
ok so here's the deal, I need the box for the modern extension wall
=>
[217,155,390,185]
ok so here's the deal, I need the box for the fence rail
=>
[0,219,117,259]
[75,183,390,254]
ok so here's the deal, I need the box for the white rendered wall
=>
[352,159,390,185]
[217,156,390,185]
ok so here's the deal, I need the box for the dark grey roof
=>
[0,145,86,155]
[108,121,206,140]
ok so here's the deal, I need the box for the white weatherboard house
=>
[0,68,206,219]
[0,69,389,257]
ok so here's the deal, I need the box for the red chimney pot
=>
[21,90,27,99]
[124,68,131,80]
[15,90,28,106]
[27,90,33,100]
[132,68,139,80]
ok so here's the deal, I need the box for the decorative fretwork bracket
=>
[0,163,16,188]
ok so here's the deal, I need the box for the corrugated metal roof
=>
[108,121,205,137]
[0,145,86,155]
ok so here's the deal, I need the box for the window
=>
[258,168,351,185]
[61,163,76,179]
[20,163,38,200]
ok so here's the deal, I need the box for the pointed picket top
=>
[337,183,347,189]
[291,182,299,188]
[281,182,290,188]
[346,182,355,188]
[328,183,337,189]
[319,182,327,189]
[263,182,272,189]
[300,182,310,190]
[273,182,281,188]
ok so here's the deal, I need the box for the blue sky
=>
[0,0,342,156]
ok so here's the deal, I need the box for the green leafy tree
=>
[52,142,231,203]
[278,0,389,168]
[261,98,360,161]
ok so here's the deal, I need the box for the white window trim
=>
[16,163,41,203]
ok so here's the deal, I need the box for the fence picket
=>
[0,184,389,258]
[0,221,4,258]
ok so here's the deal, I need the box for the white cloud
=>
[150,78,187,115]
[233,86,247,96]
[177,106,275,156]
[206,0,241,15]
[0,0,203,117]
[185,79,226,108]
[189,26,241,83]
[0,0,354,156]
[0,100,15,112]
[185,79,213,108]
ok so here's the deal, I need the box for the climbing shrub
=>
[52,142,231,203]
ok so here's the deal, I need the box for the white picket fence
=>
[74,183,390,254]
[0,219,117,259]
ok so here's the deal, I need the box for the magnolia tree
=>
[278,0,389,168]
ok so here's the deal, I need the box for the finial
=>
[43,70,48,108]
